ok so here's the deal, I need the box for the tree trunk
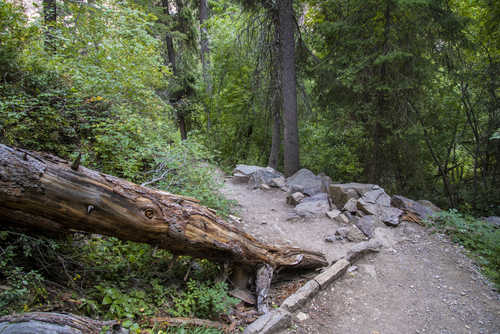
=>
[278,0,300,176]
[199,0,212,130]
[162,0,177,75]
[43,0,56,51]
[0,144,327,270]
[268,21,282,170]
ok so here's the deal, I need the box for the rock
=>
[345,238,383,263]
[243,309,291,334]
[269,177,286,189]
[249,167,283,188]
[483,216,500,229]
[230,288,256,305]
[347,265,358,273]
[379,206,403,226]
[233,172,250,184]
[326,209,341,220]
[335,213,350,224]
[417,199,442,213]
[314,259,350,289]
[357,198,379,215]
[286,213,301,222]
[325,235,336,243]
[286,169,324,196]
[296,312,309,322]
[343,198,358,213]
[346,225,367,242]
[334,227,350,240]
[391,195,435,220]
[233,164,262,177]
[281,280,320,312]
[354,215,379,238]
[362,189,391,206]
[330,183,377,207]
[260,184,271,191]
[294,198,330,217]
[302,192,329,202]
[286,192,305,206]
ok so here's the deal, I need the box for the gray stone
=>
[233,164,262,176]
[286,168,324,196]
[314,259,350,289]
[335,213,350,224]
[296,312,309,322]
[335,227,350,240]
[417,199,442,213]
[280,280,320,312]
[392,195,435,220]
[286,192,305,206]
[294,198,330,217]
[330,183,377,207]
[260,184,271,191]
[232,172,250,184]
[249,167,283,188]
[269,176,286,188]
[357,198,379,215]
[362,188,388,204]
[302,192,329,202]
[379,206,403,226]
[345,239,383,263]
[354,215,378,238]
[325,235,336,242]
[346,225,368,242]
[326,209,341,220]
[343,198,358,213]
[243,308,291,334]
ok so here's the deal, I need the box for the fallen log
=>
[0,312,121,334]
[0,144,327,270]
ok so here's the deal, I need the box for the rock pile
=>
[232,165,441,241]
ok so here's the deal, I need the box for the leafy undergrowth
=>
[0,232,238,333]
[0,141,239,333]
[427,210,500,289]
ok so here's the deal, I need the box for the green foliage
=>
[428,210,500,288]
[171,280,238,319]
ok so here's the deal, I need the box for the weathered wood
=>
[0,312,120,334]
[0,144,327,269]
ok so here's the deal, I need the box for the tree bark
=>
[43,0,57,51]
[268,20,282,170]
[0,144,327,270]
[199,0,212,130]
[278,0,300,176]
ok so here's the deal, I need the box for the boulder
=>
[330,183,376,207]
[417,199,442,213]
[248,167,283,188]
[302,192,329,202]
[326,209,341,220]
[354,215,379,238]
[233,164,262,176]
[346,225,368,242]
[362,188,391,206]
[294,197,330,218]
[391,195,435,220]
[232,172,250,184]
[286,192,305,206]
[269,176,286,189]
[356,198,379,215]
[343,198,358,213]
[286,169,324,196]
[379,206,403,226]
[335,213,350,224]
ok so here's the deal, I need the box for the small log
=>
[0,312,120,334]
[149,316,228,330]
[0,144,327,270]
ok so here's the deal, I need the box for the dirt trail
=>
[220,177,500,334]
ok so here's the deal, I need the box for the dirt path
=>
[220,177,500,334]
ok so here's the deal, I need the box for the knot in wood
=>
[144,208,154,219]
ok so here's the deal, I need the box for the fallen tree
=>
[0,144,327,270]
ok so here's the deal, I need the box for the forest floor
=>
[220,176,500,334]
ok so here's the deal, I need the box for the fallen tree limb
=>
[0,144,327,270]
[149,316,228,331]
[0,312,120,334]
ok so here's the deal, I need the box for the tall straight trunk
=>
[162,0,177,75]
[278,0,300,176]
[43,0,56,51]
[199,0,212,130]
[268,23,281,170]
